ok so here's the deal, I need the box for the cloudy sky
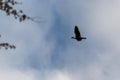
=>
[0,0,120,80]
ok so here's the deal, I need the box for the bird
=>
[71,25,86,41]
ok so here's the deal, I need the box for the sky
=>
[0,0,120,80]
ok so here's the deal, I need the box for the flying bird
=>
[71,26,86,41]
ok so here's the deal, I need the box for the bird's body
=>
[71,26,86,41]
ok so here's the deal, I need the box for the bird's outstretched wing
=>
[74,26,81,38]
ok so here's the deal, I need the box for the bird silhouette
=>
[71,25,86,41]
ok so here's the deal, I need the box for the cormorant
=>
[71,25,86,41]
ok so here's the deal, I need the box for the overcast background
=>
[0,0,120,80]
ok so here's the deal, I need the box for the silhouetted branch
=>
[29,17,46,23]
[0,0,42,22]
[0,0,45,50]
[0,34,15,50]
[0,42,16,50]
[0,35,16,50]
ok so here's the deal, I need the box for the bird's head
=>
[71,37,75,39]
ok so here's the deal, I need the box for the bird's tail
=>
[82,37,86,39]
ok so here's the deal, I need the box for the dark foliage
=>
[0,0,43,50]
[0,0,21,50]
[0,0,42,22]
[0,42,16,50]
[0,35,16,50]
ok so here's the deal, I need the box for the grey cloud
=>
[0,0,120,80]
